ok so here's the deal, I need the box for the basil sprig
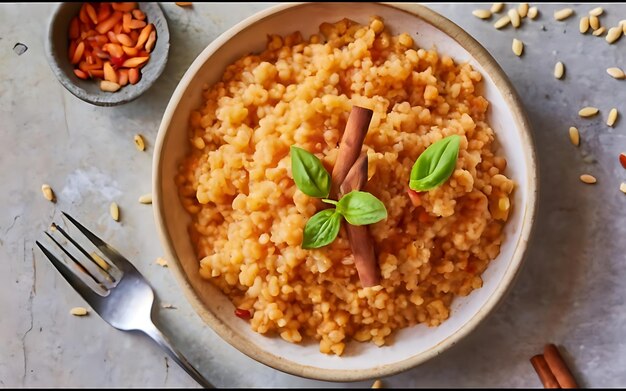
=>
[291,147,387,249]
[409,135,461,192]
[290,146,331,198]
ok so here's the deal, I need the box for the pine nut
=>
[622,20,626,34]
[175,2,193,6]
[100,80,121,92]
[589,7,603,17]
[512,38,524,56]
[145,30,157,52]
[122,56,149,68]
[156,257,168,267]
[110,202,120,221]
[607,67,625,79]
[607,108,618,127]
[138,193,153,204]
[554,8,574,21]
[580,174,597,184]
[568,127,580,146]
[70,307,88,316]
[494,15,511,29]
[41,184,56,202]
[579,16,589,33]
[371,380,383,389]
[518,3,529,18]
[134,134,145,151]
[508,9,521,28]
[103,62,117,83]
[472,9,492,19]
[490,3,504,13]
[605,27,622,44]
[527,7,538,20]
[554,62,564,79]
[578,107,599,117]
[90,252,110,270]
[592,26,606,36]
[590,15,600,30]
[129,68,140,85]
[620,183,626,194]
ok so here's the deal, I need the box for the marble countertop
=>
[2,2,625,388]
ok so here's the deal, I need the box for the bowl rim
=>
[44,2,170,107]
[152,2,538,382]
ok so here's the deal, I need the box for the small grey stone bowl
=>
[45,3,170,107]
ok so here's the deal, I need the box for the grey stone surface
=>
[1,2,625,388]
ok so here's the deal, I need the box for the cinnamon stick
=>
[340,154,380,287]
[330,106,379,287]
[530,354,561,389]
[330,106,373,198]
[543,344,579,388]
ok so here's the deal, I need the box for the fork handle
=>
[142,323,214,388]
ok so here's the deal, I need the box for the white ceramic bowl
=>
[153,2,537,382]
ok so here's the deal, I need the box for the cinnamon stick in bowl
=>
[331,106,380,287]
[340,154,380,287]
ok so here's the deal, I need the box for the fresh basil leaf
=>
[409,134,461,191]
[302,209,343,249]
[290,146,331,198]
[336,191,387,226]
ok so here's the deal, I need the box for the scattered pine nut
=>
[554,8,574,21]
[41,184,56,202]
[592,26,606,36]
[508,9,521,28]
[90,252,110,271]
[605,27,622,44]
[518,3,529,18]
[175,2,193,6]
[589,7,603,17]
[590,15,600,30]
[70,307,89,316]
[607,67,625,79]
[110,202,120,222]
[156,257,168,267]
[134,134,146,151]
[579,16,590,33]
[371,379,383,389]
[527,6,538,20]
[607,108,618,127]
[494,15,511,29]
[512,38,524,56]
[580,174,597,184]
[568,127,580,146]
[554,62,564,79]
[620,183,626,194]
[490,3,504,13]
[622,20,626,34]
[472,9,492,20]
[620,153,626,169]
[578,107,599,117]
[138,193,153,204]
[100,80,121,92]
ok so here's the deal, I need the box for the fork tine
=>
[36,240,104,304]
[51,222,117,286]
[62,212,134,273]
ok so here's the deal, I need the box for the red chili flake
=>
[407,188,422,207]
[620,153,626,169]
[110,55,127,69]
[234,308,251,320]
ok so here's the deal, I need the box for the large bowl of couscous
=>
[153,2,537,382]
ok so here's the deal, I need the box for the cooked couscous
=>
[175,16,515,355]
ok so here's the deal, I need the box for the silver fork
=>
[35,212,213,388]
